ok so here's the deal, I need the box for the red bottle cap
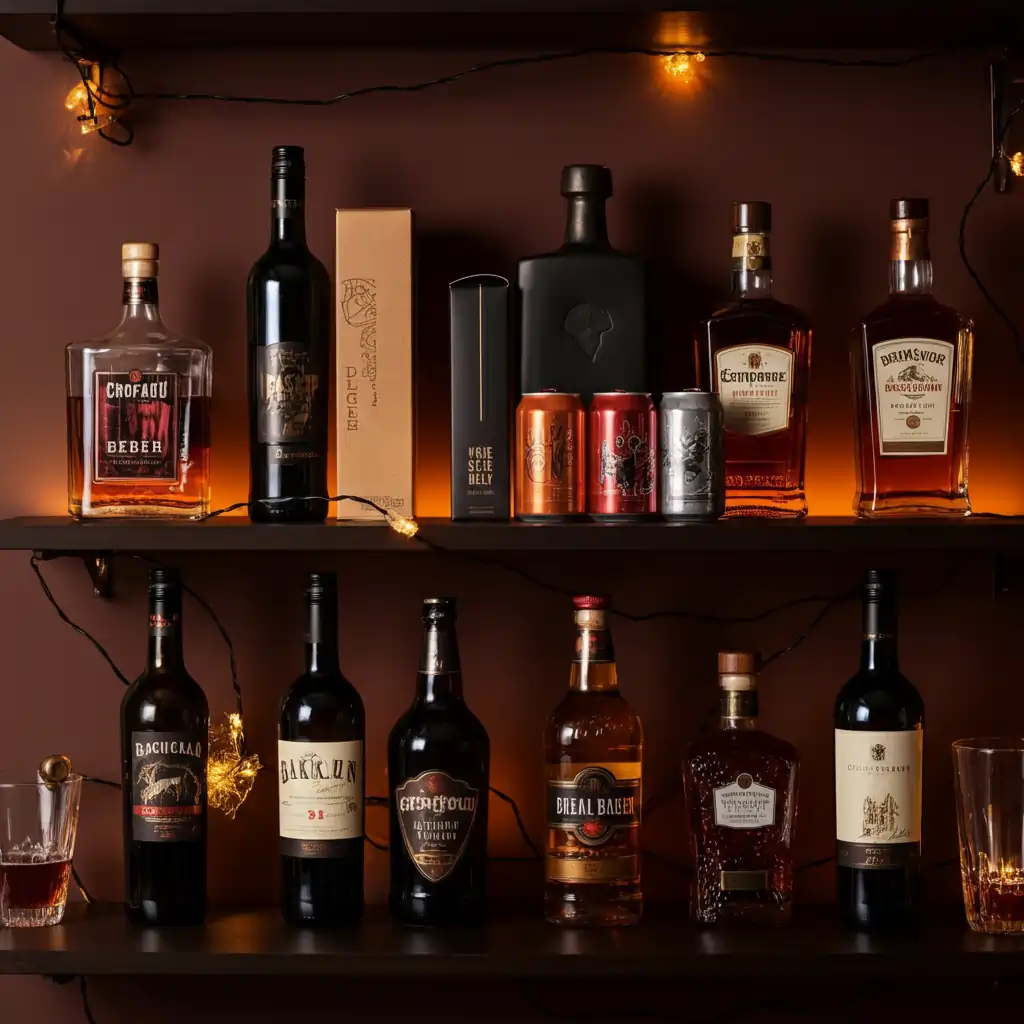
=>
[573,595,610,610]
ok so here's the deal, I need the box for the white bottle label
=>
[713,344,793,436]
[713,774,776,829]
[835,729,922,847]
[278,740,363,849]
[871,337,954,456]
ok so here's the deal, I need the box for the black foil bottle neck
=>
[563,195,609,248]
[306,587,339,675]
[271,172,307,244]
[861,583,899,674]
[147,587,184,671]
[418,614,463,703]
[122,277,160,310]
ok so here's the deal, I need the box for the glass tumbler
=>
[953,738,1024,934]
[0,774,82,927]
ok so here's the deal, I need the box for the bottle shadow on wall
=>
[625,183,720,396]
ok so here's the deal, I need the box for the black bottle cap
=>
[272,145,305,177]
[890,198,928,220]
[422,597,456,622]
[733,201,771,234]
[864,568,896,600]
[306,571,338,601]
[148,567,180,591]
[560,165,612,199]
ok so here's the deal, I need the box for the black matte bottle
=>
[518,164,646,401]
[388,599,490,926]
[279,573,364,925]
[247,145,331,522]
[834,569,923,931]
[121,568,208,925]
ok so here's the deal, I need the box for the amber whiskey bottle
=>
[519,165,646,402]
[683,651,799,925]
[544,595,643,927]
[695,202,811,517]
[851,199,973,516]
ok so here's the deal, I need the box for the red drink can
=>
[515,391,586,520]
[588,391,657,519]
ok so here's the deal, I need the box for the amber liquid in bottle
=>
[851,199,973,516]
[544,596,642,927]
[695,202,811,518]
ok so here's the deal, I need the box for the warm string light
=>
[662,50,707,84]
[207,712,262,818]
[1011,152,1024,178]
[386,510,420,538]
[63,59,132,142]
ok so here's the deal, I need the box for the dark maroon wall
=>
[2,40,1023,1023]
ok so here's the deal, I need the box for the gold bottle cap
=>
[122,241,159,280]
[38,754,73,787]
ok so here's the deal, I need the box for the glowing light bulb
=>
[386,511,420,538]
[207,711,262,818]
[1011,152,1024,178]
[661,51,706,87]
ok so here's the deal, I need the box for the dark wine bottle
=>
[279,572,364,925]
[121,568,208,925]
[834,568,923,931]
[247,145,331,523]
[388,598,490,926]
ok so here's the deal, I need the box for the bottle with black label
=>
[519,165,646,402]
[545,595,643,927]
[120,568,209,925]
[279,572,364,925]
[834,568,923,931]
[247,145,331,523]
[387,598,490,926]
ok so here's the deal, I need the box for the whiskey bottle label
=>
[278,740,363,857]
[835,729,923,869]
[394,771,480,883]
[713,774,777,829]
[93,370,179,483]
[713,344,793,436]
[546,761,641,882]
[257,342,323,451]
[870,337,954,456]
[130,731,206,843]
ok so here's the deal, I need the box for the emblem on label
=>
[394,771,480,883]
[131,731,206,842]
[564,304,613,362]
[257,342,322,445]
[713,773,777,829]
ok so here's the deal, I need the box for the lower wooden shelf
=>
[2,904,1023,977]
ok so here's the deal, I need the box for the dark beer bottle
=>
[388,598,490,925]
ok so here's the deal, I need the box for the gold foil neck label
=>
[890,218,930,262]
[731,233,770,269]
[546,854,639,883]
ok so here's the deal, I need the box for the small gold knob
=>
[39,754,73,787]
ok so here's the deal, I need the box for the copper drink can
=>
[588,391,658,519]
[659,390,725,521]
[515,391,586,520]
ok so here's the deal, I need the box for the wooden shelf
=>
[1,904,1022,977]
[1,1,1021,51]
[1,515,1023,555]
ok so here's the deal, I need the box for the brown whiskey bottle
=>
[851,199,973,516]
[695,202,812,518]
[544,595,642,927]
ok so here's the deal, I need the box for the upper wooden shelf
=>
[1,904,1022,977]
[1,1,1021,51]
[2,515,1023,554]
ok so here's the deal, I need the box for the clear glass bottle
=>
[66,243,212,518]
[544,595,643,927]
[851,199,973,516]
[683,651,799,925]
[695,202,812,518]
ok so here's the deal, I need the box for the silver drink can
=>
[659,391,725,521]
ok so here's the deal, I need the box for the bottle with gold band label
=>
[834,568,924,932]
[544,595,643,927]
[694,201,812,518]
